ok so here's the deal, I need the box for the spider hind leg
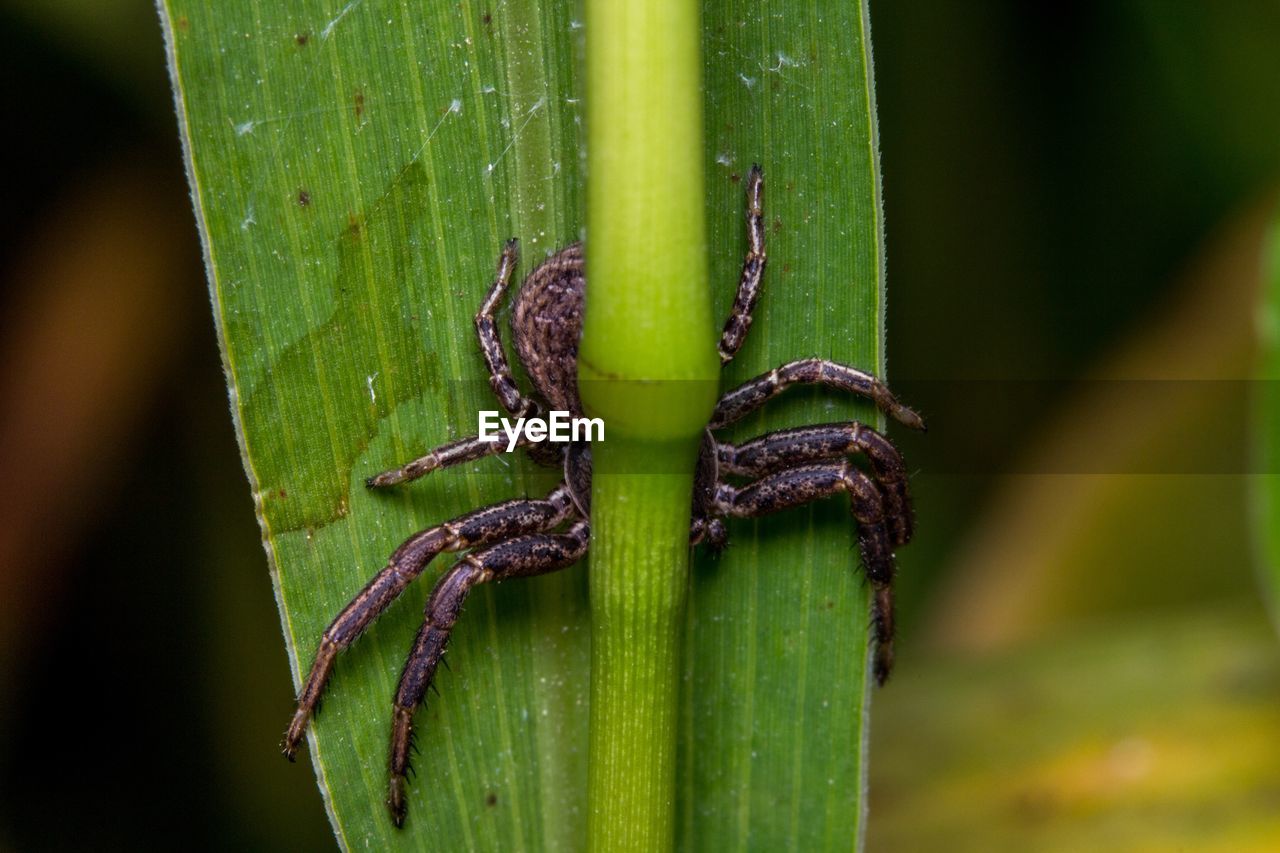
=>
[386,520,590,827]
[282,485,575,760]
[716,421,914,546]
[713,460,900,685]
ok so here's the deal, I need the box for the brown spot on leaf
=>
[347,212,361,238]
[295,32,309,46]
[482,12,492,24]
[729,172,741,184]
[485,792,498,807]
[772,217,783,234]
[278,489,287,499]
[297,189,312,207]
[782,263,792,274]
[176,16,190,31]
[354,88,365,119]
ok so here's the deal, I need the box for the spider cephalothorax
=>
[282,166,924,827]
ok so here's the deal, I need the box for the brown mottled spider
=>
[282,166,924,827]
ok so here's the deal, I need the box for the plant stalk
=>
[579,0,718,849]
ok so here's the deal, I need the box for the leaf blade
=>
[162,0,889,848]
[680,1,885,848]
[161,1,588,848]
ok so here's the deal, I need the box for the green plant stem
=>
[585,440,699,852]
[580,0,718,849]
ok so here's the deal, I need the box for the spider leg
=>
[710,358,925,432]
[717,164,766,364]
[475,239,541,418]
[386,519,590,827]
[714,461,898,686]
[281,484,576,760]
[365,432,532,488]
[717,422,913,545]
[690,515,729,549]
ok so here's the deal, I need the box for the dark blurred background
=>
[1,1,1278,850]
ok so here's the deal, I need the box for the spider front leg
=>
[282,484,576,759]
[714,461,899,685]
[387,519,591,827]
[718,422,914,545]
[475,239,541,418]
[717,164,766,364]
[365,431,534,488]
[711,358,925,432]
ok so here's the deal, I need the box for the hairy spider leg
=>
[717,164,767,364]
[709,357,926,432]
[689,515,729,549]
[713,460,898,686]
[282,484,577,760]
[476,238,542,418]
[717,421,913,546]
[365,432,534,488]
[387,519,591,827]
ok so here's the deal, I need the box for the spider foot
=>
[281,715,306,762]
[387,707,413,828]
[690,517,728,551]
[871,584,895,686]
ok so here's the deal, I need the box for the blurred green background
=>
[1,1,1278,850]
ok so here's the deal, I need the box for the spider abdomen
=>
[510,241,586,415]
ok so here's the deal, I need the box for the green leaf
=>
[161,2,588,849]
[680,4,885,849]
[160,0,886,848]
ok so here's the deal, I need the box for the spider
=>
[281,166,924,827]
